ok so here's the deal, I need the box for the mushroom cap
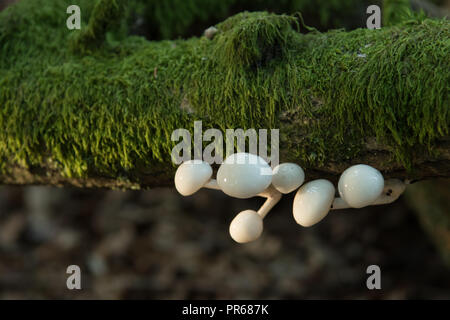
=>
[217,153,272,199]
[293,179,335,227]
[174,160,213,196]
[229,210,263,243]
[338,164,384,208]
[272,163,305,194]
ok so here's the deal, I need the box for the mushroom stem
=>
[369,179,406,205]
[204,178,282,219]
[331,179,406,210]
[203,179,221,190]
[330,197,350,210]
[256,186,282,219]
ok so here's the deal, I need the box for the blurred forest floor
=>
[0,184,449,299]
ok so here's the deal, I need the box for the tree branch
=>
[0,1,448,189]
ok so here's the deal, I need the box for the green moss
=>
[383,0,428,26]
[296,19,449,169]
[70,0,127,54]
[384,0,412,26]
[213,12,299,69]
[0,1,448,182]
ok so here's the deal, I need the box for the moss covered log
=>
[0,0,449,189]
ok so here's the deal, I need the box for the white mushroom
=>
[332,178,406,209]
[226,185,282,244]
[175,153,285,244]
[293,179,335,227]
[217,153,272,199]
[229,210,263,243]
[174,160,213,196]
[338,164,384,208]
[272,163,305,194]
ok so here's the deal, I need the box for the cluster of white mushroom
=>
[174,152,406,244]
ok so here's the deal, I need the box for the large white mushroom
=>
[271,163,305,194]
[293,179,335,227]
[337,164,384,208]
[216,153,285,243]
[216,152,272,199]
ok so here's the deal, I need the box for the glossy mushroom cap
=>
[174,160,213,196]
[217,153,272,199]
[293,179,335,227]
[338,164,384,208]
[229,210,263,243]
[272,163,305,194]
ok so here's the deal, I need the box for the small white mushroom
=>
[229,210,263,243]
[217,153,272,199]
[292,179,335,227]
[227,185,282,243]
[338,164,384,208]
[332,178,406,209]
[272,163,305,194]
[174,160,213,196]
